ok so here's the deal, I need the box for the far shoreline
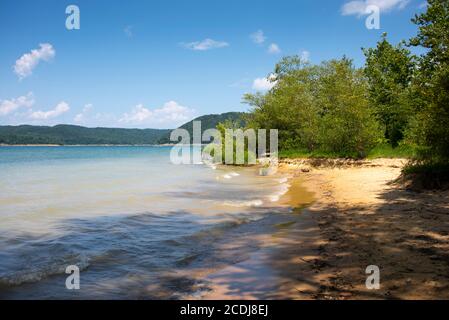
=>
[0,144,177,147]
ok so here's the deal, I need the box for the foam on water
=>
[268,183,291,202]
[223,199,264,207]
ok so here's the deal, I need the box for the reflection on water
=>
[0,146,290,299]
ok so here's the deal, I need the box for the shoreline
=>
[199,158,449,299]
[0,144,176,147]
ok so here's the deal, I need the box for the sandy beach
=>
[200,158,449,300]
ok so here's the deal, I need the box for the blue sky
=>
[0,0,427,128]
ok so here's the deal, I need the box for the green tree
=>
[408,0,449,162]
[363,33,414,147]
[210,119,256,165]
[244,56,321,151]
[317,59,382,157]
[244,56,382,158]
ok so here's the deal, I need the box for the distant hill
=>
[0,112,246,145]
[0,125,170,145]
[160,112,246,143]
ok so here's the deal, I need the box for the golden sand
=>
[197,158,449,300]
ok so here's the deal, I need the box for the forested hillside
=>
[0,112,246,145]
[0,125,170,145]
[160,112,246,143]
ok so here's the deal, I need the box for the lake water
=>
[0,146,289,299]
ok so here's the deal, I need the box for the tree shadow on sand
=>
[178,178,449,300]
[299,182,449,300]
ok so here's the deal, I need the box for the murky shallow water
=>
[0,146,290,299]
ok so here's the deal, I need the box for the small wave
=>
[174,215,265,270]
[180,216,261,246]
[278,177,288,184]
[222,172,240,179]
[268,183,290,202]
[176,253,201,267]
[0,254,90,287]
[223,199,263,207]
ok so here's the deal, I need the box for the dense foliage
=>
[407,0,449,163]
[241,0,449,167]
[213,119,256,165]
[363,34,414,147]
[243,57,381,158]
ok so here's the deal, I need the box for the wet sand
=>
[199,158,449,300]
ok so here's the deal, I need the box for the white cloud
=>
[300,50,310,62]
[182,39,229,51]
[252,75,277,91]
[120,104,151,123]
[250,30,266,44]
[74,104,93,123]
[268,43,281,54]
[342,0,409,16]
[120,101,195,125]
[29,101,70,120]
[14,43,55,79]
[0,92,34,116]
